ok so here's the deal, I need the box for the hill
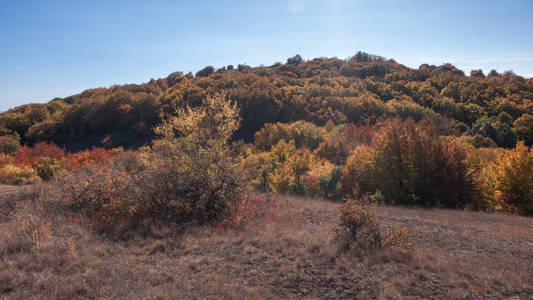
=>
[1,65,532,298]
[1,52,532,151]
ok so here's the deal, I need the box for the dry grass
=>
[1,187,532,299]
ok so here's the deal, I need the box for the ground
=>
[0,184,27,196]
[1,187,532,299]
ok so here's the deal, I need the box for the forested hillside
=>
[1,52,532,215]
[1,52,532,150]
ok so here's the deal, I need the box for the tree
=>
[0,112,29,139]
[470,69,485,78]
[25,120,58,144]
[352,51,385,63]
[195,66,214,77]
[513,114,533,146]
[0,136,20,154]
[287,54,303,66]
[153,93,244,222]
[494,142,533,215]
[365,119,485,208]
[488,69,500,77]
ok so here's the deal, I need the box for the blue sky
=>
[1,0,532,112]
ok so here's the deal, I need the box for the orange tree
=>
[493,141,533,215]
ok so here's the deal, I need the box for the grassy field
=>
[1,187,532,299]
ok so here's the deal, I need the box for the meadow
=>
[1,187,532,299]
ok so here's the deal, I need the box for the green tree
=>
[195,66,214,77]
[25,120,58,144]
[287,54,303,66]
[513,114,533,146]
[0,136,21,154]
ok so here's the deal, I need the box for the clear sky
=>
[1,0,533,112]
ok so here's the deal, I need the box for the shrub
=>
[0,164,41,185]
[0,153,11,169]
[3,141,111,182]
[35,157,63,181]
[48,94,246,233]
[38,160,142,236]
[258,145,339,198]
[240,139,297,192]
[336,200,382,253]
[240,150,276,191]
[12,207,53,248]
[336,198,414,255]
[13,142,65,167]
[493,141,533,215]
[63,147,112,170]
[151,93,245,222]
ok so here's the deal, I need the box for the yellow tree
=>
[494,141,533,215]
[152,93,244,222]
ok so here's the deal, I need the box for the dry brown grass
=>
[1,187,532,299]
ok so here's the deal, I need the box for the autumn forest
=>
[1,52,532,213]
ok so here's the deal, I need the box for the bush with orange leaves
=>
[0,141,114,184]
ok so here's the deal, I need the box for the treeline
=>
[1,52,532,151]
[241,119,533,215]
[1,52,532,216]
